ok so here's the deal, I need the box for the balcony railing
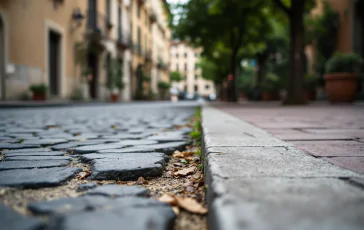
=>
[86,10,112,39]
[144,49,152,62]
[117,29,130,50]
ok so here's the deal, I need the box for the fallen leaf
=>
[172,206,180,215]
[135,177,148,185]
[173,151,195,158]
[174,196,208,214]
[173,166,196,177]
[76,170,91,180]
[158,194,177,205]
[173,162,183,167]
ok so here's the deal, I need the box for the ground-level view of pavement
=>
[0,102,208,230]
[203,102,364,230]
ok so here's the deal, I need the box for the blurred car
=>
[208,93,216,101]
[178,91,194,100]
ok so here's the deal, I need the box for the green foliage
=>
[29,84,47,93]
[157,81,171,90]
[305,1,339,76]
[325,53,363,74]
[108,59,124,90]
[303,73,318,90]
[238,66,255,93]
[260,72,282,92]
[170,71,183,82]
[143,75,151,82]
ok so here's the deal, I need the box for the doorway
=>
[0,15,4,100]
[48,30,61,96]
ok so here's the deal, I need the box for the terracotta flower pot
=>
[261,92,278,101]
[32,92,46,101]
[110,94,119,102]
[305,90,316,101]
[324,73,358,103]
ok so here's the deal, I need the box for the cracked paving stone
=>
[0,203,44,230]
[0,160,70,171]
[4,155,73,161]
[81,153,166,180]
[86,184,148,197]
[0,167,81,188]
[98,141,188,155]
[47,206,175,230]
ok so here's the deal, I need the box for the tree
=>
[273,0,315,104]
[175,0,269,102]
[170,71,183,82]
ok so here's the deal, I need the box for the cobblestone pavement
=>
[0,102,198,230]
[214,102,364,175]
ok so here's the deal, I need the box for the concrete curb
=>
[201,106,364,230]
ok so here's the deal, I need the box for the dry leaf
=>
[173,150,195,158]
[135,177,148,185]
[158,194,177,205]
[76,170,91,180]
[174,196,208,214]
[172,206,180,215]
[173,162,184,167]
[173,167,196,177]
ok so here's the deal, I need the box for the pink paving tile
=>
[325,157,364,174]
[292,141,364,157]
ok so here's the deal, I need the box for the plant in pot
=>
[260,72,281,101]
[108,59,124,102]
[29,84,47,101]
[158,81,171,100]
[324,53,363,102]
[303,73,318,101]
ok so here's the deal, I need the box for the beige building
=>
[0,0,171,101]
[170,41,215,97]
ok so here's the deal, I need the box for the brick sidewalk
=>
[213,102,364,175]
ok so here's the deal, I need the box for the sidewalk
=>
[202,103,364,230]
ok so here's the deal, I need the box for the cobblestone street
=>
[0,102,199,230]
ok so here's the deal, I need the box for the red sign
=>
[228,74,234,81]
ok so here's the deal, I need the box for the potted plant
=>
[158,81,171,100]
[260,72,281,101]
[29,84,47,101]
[324,53,362,102]
[108,59,124,102]
[303,73,318,100]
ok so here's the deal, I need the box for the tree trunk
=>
[256,54,266,85]
[283,0,306,105]
[227,49,238,102]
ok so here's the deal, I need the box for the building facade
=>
[0,0,170,101]
[170,41,215,97]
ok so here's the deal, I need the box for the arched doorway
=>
[0,14,5,100]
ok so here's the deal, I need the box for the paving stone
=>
[0,160,70,171]
[348,177,364,188]
[86,185,148,197]
[204,135,292,148]
[51,140,113,151]
[0,143,40,150]
[28,195,167,215]
[209,178,364,230]
[274,132,354,141]
[0,167,81,188]
[147,132,186,142]
[0,203,44,230]
[76,183,97,192]
[47,206,175,230]
[71,143,126,153]
[292,141,364,157]
[4,155,72,161]
[21,139,68,146]
[98,141,188,155]
[4,150,65,156]
[84,153,166,180]
[101,133,154,140]
[325,157,364,174]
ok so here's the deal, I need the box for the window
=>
[184,75,187,80]
[205,85,210,89]
[195,52,198,57]
[195,74,198,80]
[176,64,179,71]
[176,53,179,58]
[106,0,111,22]
[184,63,187,71]
[195,64,198,70]
[194,85,198,92]
[137,27,141,53]
[117,4,121,39]
[184,85,187,92]
[184,52,187,58]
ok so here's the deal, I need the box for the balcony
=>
[149,11,157,24]
[144,49,152,62]
[116,29,130,50]
[157,58,168,70]
[85,10,112,41]
[137,0,145,5]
